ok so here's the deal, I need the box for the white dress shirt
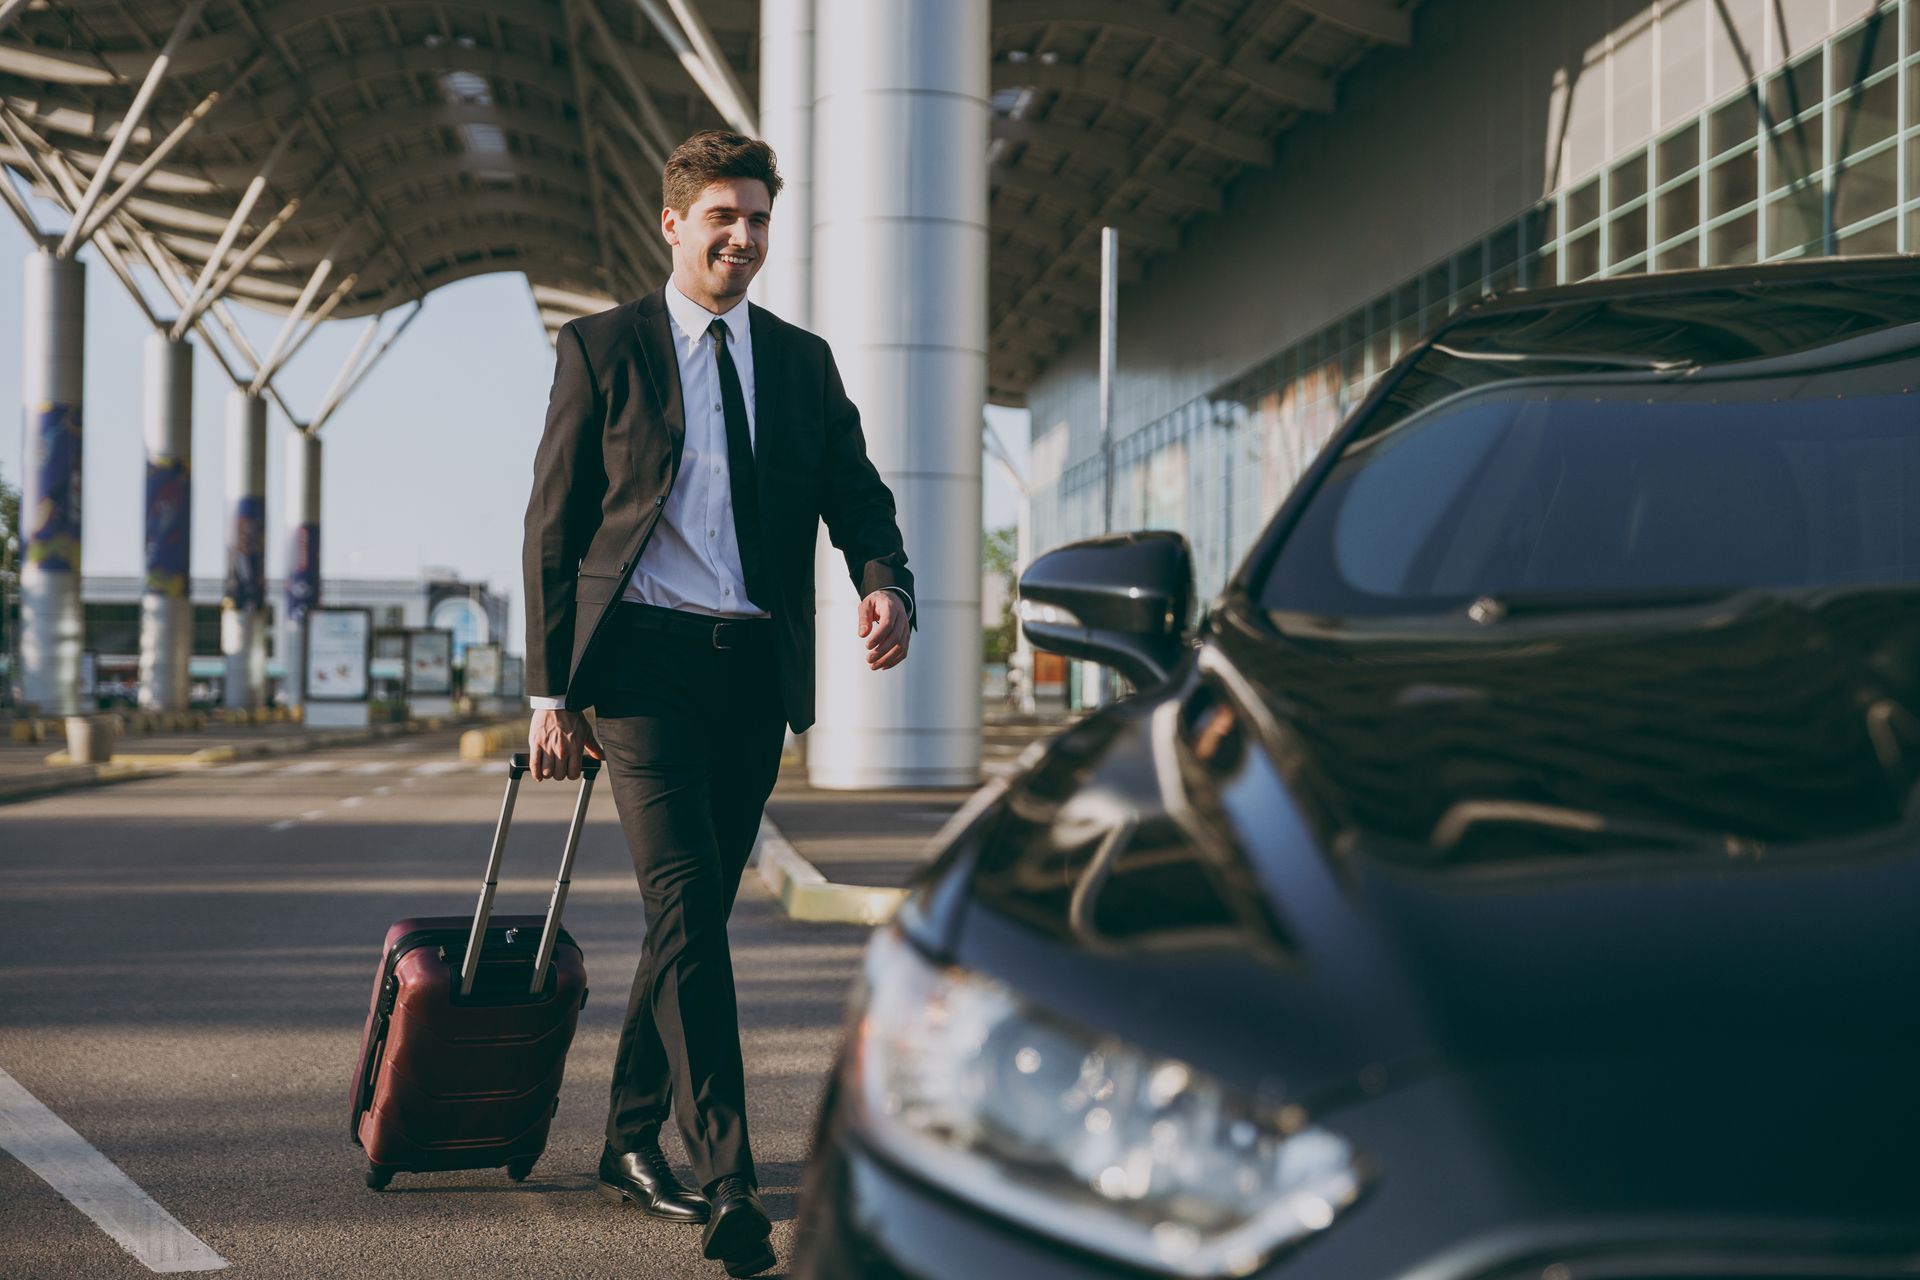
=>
[628,280,768,621]
[530,281,907,712]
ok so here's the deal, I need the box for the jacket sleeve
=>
[818,345,916,630]
[522,322,607,699]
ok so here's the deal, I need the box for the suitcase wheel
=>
[506,1157,536,1183]
[365,1163,393,1191]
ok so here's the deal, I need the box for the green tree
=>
[981,525,1017,664]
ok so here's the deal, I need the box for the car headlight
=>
[848,927,1366,1276]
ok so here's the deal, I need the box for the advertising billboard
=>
[464,643,501,697]
[406,629,454,696]
[304,607,372,702]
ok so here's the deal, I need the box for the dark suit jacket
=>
[522,288,914,732]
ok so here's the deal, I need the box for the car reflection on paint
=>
[791,258,1920,1280]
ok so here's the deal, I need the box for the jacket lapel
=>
[748,303,780,513]
[632,289,686,476]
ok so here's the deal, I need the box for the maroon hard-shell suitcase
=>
[350,753,598,1189]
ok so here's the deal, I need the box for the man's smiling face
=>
[663,177,770,311]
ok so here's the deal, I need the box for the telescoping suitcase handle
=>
[459,752,600,997]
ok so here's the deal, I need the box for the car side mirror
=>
[1017,531,1194,688]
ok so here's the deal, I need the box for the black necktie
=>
[708,317,773,612]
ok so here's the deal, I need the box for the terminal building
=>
[1021,0,1918,605]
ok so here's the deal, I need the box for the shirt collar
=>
[665,278,750,349]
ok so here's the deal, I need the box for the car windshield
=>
[1258,348,1920,618]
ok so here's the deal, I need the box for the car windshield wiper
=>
[1460,586,1754,623]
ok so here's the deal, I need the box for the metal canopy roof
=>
[0,0,1416,405]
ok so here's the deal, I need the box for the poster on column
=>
[501,655,525,700]
[304,607,372,702]
[406,629,454,696]
[464,643,501,697]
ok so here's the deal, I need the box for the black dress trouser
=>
[592,607,788,1189]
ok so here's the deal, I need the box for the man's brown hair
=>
[662,130,783,213]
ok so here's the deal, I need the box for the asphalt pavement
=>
[0,727,877,1280]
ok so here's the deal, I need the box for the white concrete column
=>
[755,0,814,327]
[20,249,86,716]
[221,390,267,708]
[282,431,320,709]
[139,334,193,711]
[809,0,988,788]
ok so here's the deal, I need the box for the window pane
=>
[1452,245,1484,288]
[1658,176,1700,242]
[1566,229,1600,280]
[1610,207,1649,263]
[1487,222,1520,273]
[1522,202,1555,253]
[1526,247,1557,288]
[1765,190,1820,257]
[1568,177,1602,228]
[1610,153,1648,205]
[1657,121,1700,182]
[1839,214,1899,255]
[1708,149,1758,217]
[1709,94,1759,156]
[1834,141,1899,229]
[1835,18,1895,83]
[1763,52,1824,126]
[1708,211,1759,264]
[1657,235,1700,271]
[1423,265,1449,308]
[1835,75,1897,153]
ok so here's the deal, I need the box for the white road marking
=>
[299,810,324,822]
[0,1066,229,1273]
[349,762,388,774]
[339,796,363,809]
[371,786,393,797]
[408,761,468,775]
[211,761,273,775]
[277,761,336,775]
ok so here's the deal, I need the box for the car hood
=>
[947,590,1920,1108]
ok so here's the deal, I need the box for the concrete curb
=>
[751,815,908,926]
[0,717,515,808]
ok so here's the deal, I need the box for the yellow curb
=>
[460,720,528,760]
[191,746,238,764]
[9,722,40,743]
[752,817,906,926]
[45,751,206,768]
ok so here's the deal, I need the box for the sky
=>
[0,200,1030,652]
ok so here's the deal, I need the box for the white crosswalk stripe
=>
[0,1067,228,1272]
[276,761,337,776]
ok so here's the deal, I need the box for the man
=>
[521,131,913,1278]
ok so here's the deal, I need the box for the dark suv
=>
[793,258,1920,1280]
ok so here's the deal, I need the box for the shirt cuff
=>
[877,586,914,622]
[527,695,566,711]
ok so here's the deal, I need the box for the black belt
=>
[615,600,771,650]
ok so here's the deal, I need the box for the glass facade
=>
[1037,1,1919,603]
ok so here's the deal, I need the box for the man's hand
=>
[858,590,911,671]
[529,709,604,780]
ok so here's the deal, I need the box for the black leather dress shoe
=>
[701,1175,775,1277]
[597,1142,710,1223]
